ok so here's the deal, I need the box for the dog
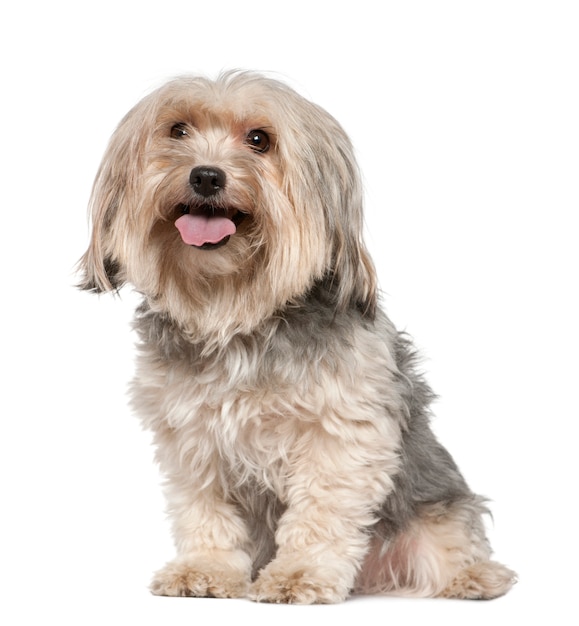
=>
[78,71,516,603]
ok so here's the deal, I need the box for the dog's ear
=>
[77,164,126,293]
[329,183,378,318]
[309,117,378,319]
[280,101,378,318]
[331,226,377,319]
[77,243,123,293]
[77,103,151,293]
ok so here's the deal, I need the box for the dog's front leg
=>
[150,479,252,598]
[250,420,398,604]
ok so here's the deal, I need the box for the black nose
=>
[189,166,226,197]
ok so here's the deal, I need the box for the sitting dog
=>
[79,71,515,603]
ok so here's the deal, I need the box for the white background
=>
[1,1,577,624]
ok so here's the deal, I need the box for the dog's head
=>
[79,71,376,338]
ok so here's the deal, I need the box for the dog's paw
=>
[440,560,517,600]
[150,555,250,598]
[249,564,349,604]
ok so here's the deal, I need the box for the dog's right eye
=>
[170,123,189,139]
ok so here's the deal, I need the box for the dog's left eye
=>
[170,123,189,139]
[245,129,270,153]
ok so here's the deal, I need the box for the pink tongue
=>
[175,214,236,246]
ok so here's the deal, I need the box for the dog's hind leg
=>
[355,498,516,599]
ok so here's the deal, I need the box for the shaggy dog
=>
[79,71,515,603]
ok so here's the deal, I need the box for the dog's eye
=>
[170,123,189,139]
[245,129,270,153]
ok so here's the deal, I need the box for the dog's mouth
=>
[174,204,247,249]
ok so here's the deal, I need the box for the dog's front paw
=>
[150,553,250,598]
[249,563,349,604]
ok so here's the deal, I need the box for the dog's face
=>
[80,72,376,338]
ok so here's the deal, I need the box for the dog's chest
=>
[132,307,401,493]
[134,344,308,489]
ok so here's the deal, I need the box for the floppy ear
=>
[77,103,151,293]
[330,160,378,318]
[77,166,125,293]
[77,239,123,293]
[306,111,378,318]
[331,218,378,319]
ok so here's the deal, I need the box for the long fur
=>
[79,71,515,603]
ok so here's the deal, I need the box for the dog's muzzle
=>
[174,166,246,249]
